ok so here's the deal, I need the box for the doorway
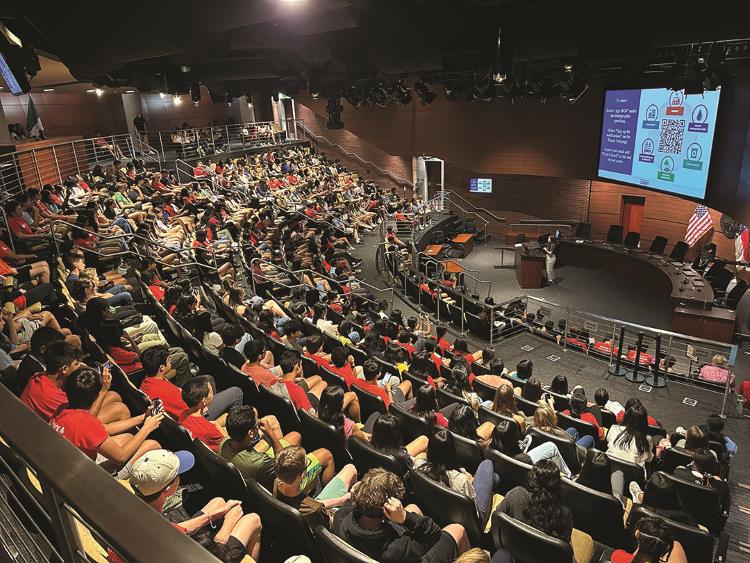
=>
[621,195,645,234]
[413,156,444,208]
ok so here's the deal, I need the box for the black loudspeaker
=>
[607,224,624,243]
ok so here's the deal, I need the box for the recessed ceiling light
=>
[95,88,103,96]
[173,95,182,105]
[86,89,96,93]
[43,88,54,92]
[125,90,135,93]
[159,92,166,98]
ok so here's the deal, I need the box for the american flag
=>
[685,205,713,247]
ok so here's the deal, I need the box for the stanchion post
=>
[645,334,666,388]
[608,325,627,376]
[625,331,647,383]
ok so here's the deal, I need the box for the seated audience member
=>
[128,450,262,561]
[13,327,64,394]
[278,349,329,413]
[218,325,246,370]
[491,419,572,477]
[140,347,241,420]
[317,385,371,445]
[51,367,162,467]
[219,405,334,492]
[303,335,333,369]
[508,358,532,381]
[673,447,730,512]
[546,374,570,398]
[698,354,735,387]
[409,383,449,430]
[328,345,363,388]
[495,459,593,561]
[675,424,709,452]
[521,377,543,402]
[615,397,660,427]
[415,429,499,524]
[628,472,697,526]
[624,344,654,366]
[352,358,412,410]
[448,404,495,443]
[562,393,603,443]
[490,385,526,432]
[574,449,613,496]
[607,403,653,500]
[528,404,588,463]
[370,414,428,476]
[241,340,281,386]
[434,324,451,355]
[179,376,240,451]
[21,341,129,423]
[610,517,688,563]
[594,387,624,418]
[273,445,358,530]
[333,468,470,562]
[704,413,737,460]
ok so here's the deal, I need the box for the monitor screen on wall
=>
[469,178,493,193]
[597,87,721,200]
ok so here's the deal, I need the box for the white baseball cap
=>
[129,450,194,496]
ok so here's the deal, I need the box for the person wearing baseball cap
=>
[129,449,262,561]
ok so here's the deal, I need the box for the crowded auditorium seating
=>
[0,142,737,563]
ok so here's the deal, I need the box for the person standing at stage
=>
[543,235,557,285]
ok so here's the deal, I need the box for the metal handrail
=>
[0,385,218,563]
[444,189,506,225]
[299,123,414,188]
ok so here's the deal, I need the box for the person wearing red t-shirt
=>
[329,346,363,389]
[5,199,49,243]
[610,518,687,563]
[178,376,227,451]
[241,339,282,386]
[409,384,449,428]
[278,350,330,413]
[562,394,604,443]
[21,341,129,424]
[51,367,162,464]
[592,340,619,356]
[624,345,654,366]
[303,335,334,370]
[352,359,412,411]
[395,331,416,358]
[434,325,451,356]
[615,397,660,427]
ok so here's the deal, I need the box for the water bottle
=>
[737,394,744,416]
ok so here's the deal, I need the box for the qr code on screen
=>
[658,119,685,154]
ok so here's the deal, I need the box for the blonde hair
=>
[453,548,490,563]
[712,354,727,367]
[533,404,558,431]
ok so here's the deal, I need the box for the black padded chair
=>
[436,387,470,409]
[153,416,196,453]
[660,446,696,474]
[527,427,580,472]
[717,278,748,309]
[559,477,626,548]
[318,365,347,389]
[472,377,497,402]
[670,240,689,262]
[659,471,728,534]
[600,408,616,428]
[606,452,646,489]
[607,224,624,243]
[626,505,717,563]
[575,222,591,239]
[450,431,484,474]
[478,407,516,428]
[246,478,324,563]
[623,231,641,249]
[192,439,248,501]
[491,512,573,563]
[258,384,301,434]
[348,436,404,477]
[515,396,538,417]
[389,402,431,443]
[299,409,352,470]
[485,448,532,494]
[649,236,668,254]
[708,267,733,297]
[301,354,321,379]
[557,412,599,442]
[409,470,490,548]
[314,526,378,563]
[350,385,387,420]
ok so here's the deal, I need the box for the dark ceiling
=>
[3,0,750,100]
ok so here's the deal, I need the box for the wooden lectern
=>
[515,247,545,289]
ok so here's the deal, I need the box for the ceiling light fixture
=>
[95,88,103,96]
[159,92,166,98]
[43,88,54,92]
[86,88,96,93]
[173,95,182,105]
[125,89,135,93]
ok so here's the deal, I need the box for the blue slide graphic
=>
[597,88,721,199]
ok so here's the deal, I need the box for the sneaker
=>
[116,264,129,275]
[519,435,533,453]
[629,481,643,504]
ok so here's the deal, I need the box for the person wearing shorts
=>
[273,446,358,531]
[219,405,335,494]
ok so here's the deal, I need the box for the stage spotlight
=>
[414,80,437,105]
[445,86,459,101]
[391,82,412,105]
[173,95,182,105]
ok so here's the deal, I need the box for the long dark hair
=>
[418,429,458,487]
[523,459,569,541]
[444,361,471,396]
[632,517,675,563]
[575,450,612,494]
[568,393,586,419]
[447,405,478,439]
[193,310,213,344]
[412,384,438,431]
[318,385,346,442]
[615,403,650,455]
[492,420,522,456]
[549,374,568,395]
[370,414,403,454]
[522,377,543,402]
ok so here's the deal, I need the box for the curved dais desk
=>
[520,240,735,342]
